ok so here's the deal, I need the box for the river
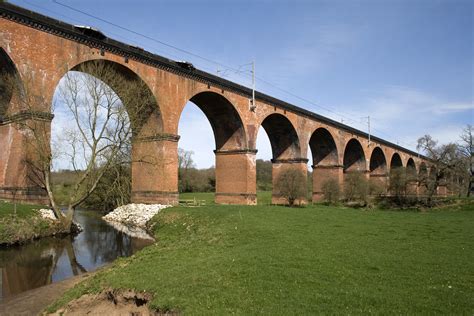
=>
[0,210,153,299]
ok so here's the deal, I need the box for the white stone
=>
[103,203,170,228]
[38,208,57,221]
[105,220,155,240]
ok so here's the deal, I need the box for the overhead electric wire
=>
[47,0,415,150]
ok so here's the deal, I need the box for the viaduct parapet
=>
[0,3,437,205]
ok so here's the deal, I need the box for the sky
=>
[9,0,473,168]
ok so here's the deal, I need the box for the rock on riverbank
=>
[38,209,58,221]
[103,204,171,228]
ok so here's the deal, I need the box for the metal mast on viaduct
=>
[0,2,439,205]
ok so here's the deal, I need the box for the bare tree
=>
[4,61,154,231]
[343,171,369,205]
[458,125,473,196]
[416,135,464,205]
[275,168,306,206]
[321,178,340,204]
[389,167,407,199]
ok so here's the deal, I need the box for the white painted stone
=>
[105,220,155,240]
[38,208,57,221]
[103,203,170,228]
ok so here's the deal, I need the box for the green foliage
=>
[82,164,131,212]
[256,159,272,191]
[179,167,215,193]
[275,168,307,206]
[50,200,474,314]
[321,178,340,204]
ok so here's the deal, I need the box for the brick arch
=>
[406,157,417,175]
[369,146,387,175]
[343,138,366,172]
[390,152,403,170]
[309,127,339,166]
[258,113,302,161]
[63,59,163,137]
[0,47,21,116]
[182,91,248,151]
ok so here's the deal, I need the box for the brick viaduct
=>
[0,3,437,206]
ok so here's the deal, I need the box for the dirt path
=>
[0,273,91,316]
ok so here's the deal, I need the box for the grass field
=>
[180,191,273,205]
[49,197,474,314]
[0,200,60,245]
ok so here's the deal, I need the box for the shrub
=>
[344,172,370,205]
[321,178,340,204]
[275,168,307,207]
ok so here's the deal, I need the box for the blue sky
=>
[10,0,473,168]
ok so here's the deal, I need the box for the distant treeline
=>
[51,158,312,211]
[178,159,312,193]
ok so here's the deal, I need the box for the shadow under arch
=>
[343,138,366,172]
[187,91,247,151]
[68,59,163,137]
[309,127,340,202]
[369,147,387,175]
[178,91,253,204]
[259,113,301,161]
[309,127,338,166]
[390,152,403,170]
[406,157,417,176]
[0,47,21,118]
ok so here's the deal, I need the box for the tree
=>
[321,178,340,204]
[416,135,465,205]
[458,125,473,196]
[4,61,153,231]
[178,148,195,192]
[275,168,306,206]
[343,172,369,205]
[389,167,407,200]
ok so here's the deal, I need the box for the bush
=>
[321,178,340,204]
[344,172,370,205]
[275,168,307,207]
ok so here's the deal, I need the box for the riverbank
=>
[45,195,474,314]
[0,201,67,246]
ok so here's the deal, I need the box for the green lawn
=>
[179,191,273,206]
[50,200,474,314]
[0,200,46,219]
[0,200,60,245]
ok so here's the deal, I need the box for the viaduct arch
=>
[0,3,437,205]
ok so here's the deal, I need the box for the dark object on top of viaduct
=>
[0,2,439,205]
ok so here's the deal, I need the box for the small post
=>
[250,60,256,111]
[368,115,371,146]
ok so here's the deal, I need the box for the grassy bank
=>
[0,201,64,246]
[49,198,474,314]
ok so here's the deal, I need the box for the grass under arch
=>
[48,195,474,314]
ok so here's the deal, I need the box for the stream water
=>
[0,210,153,299]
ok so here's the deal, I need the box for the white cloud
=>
[335,85,473,151]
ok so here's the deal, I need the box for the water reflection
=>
[0,210,153,299]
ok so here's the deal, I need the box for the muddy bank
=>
[49,289,179,316]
